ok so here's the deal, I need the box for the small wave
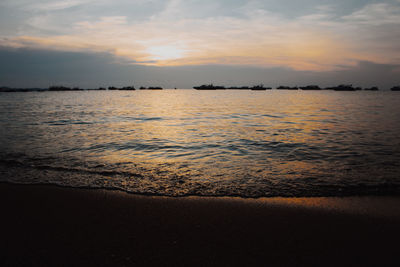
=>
[123,116,163,122]
[0,158,143,178]
[45,119,93,125]
[1,154,400,198]
[262,114,284,118]
[2,91,400,198]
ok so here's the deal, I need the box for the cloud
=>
[0,0,101,11]
[0,46,399,89]
[342,3,400,25]
[0,0,400,71]
[28,0,98,11]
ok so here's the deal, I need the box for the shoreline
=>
[2,181,400,218]
[1,183,399,266]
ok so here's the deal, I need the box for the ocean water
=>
[1,90,400,197]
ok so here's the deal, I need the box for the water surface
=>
[1,90,399,197]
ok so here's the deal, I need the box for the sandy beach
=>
[1,183,399,266]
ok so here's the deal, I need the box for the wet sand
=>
[1,183,399,266]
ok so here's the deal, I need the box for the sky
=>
[1,0,400,89]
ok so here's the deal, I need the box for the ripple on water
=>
[0,90,400,197]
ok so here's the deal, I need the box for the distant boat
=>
[194,84,226,90]
[0,87,46,92]
[277,86,298,90]
[391,86,400,91]
[299,85,321,90]
[108,86,135,90]
[250,85,272,91]
[49,86,70,91]
[49,86,83,91]
[119,86,136,90]
[332,85,356,91]
[364,87,379,91]
[140,86,162,90]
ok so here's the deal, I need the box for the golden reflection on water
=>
[96,90,396,175]
[95,91,338,182]
[2,90,399,197]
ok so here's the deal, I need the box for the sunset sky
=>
[1,0,400,88]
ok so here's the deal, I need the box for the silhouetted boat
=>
[277,86,298,90]
[299,85,321,90]
[107,86,135,90]
[139,86,163,90]
[194,84,226,90]
[49,86,83,91]
[332,85,356,91]
[49,86,70,91]
[250,85,271,90]
[0,87,46,92]
[119,86,135,90]
[391,86,400,91]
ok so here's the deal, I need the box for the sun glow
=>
[146,45,185,61]
[3,1,399,70]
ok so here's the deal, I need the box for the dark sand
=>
[1,183,399,266]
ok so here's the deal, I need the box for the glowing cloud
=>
[146,45,186,61]
[1,0,400,71]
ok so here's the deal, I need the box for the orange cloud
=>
[3,2,400,71]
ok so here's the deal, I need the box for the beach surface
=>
[1,183,399,266]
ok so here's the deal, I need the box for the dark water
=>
[1,90,400,197]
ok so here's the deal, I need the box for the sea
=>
[1,89,400,197]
